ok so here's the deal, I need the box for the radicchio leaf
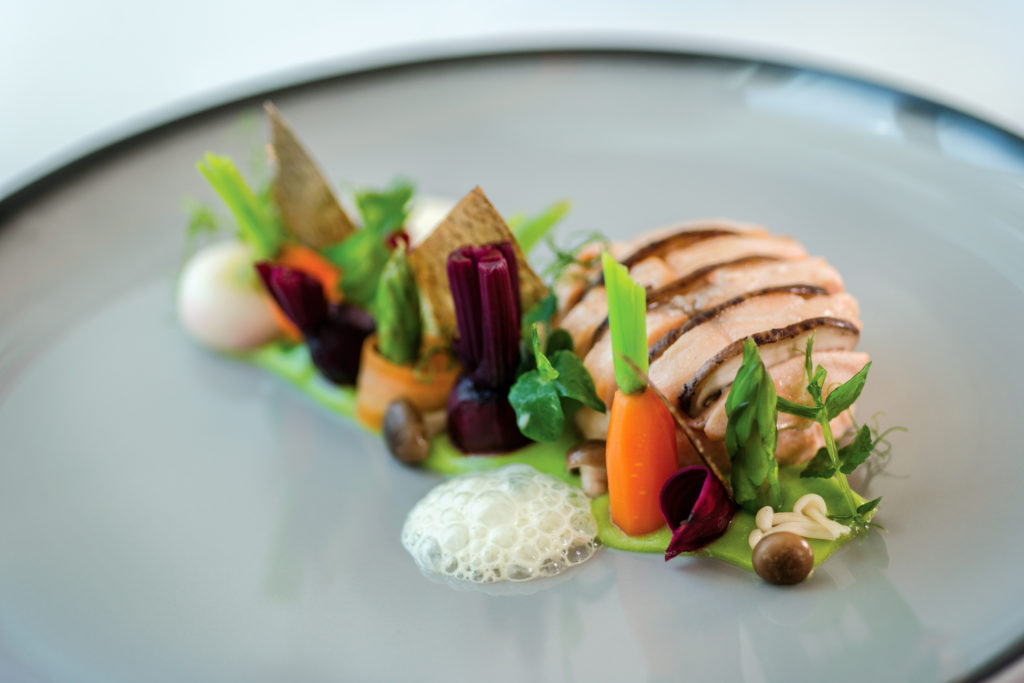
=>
[660,465,736,560]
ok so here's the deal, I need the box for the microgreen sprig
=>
[542,231,609,282]
[776,336,875,527]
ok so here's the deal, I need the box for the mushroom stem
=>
[579,465,608,498]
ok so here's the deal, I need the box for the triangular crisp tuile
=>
[409,186,548,344]
[265,102,356,248]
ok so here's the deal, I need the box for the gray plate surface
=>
[2,51,1024,682]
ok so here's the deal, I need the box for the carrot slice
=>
[264,244,343,341]
[605,387,679,536]
[355,335,461,430]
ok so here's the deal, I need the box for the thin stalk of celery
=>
[197,153,281,260]
[601,251,646,395]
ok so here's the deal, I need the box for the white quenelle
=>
[177,240,280,351]
[401,464,599,583]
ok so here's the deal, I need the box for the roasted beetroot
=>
[445,243,527,453]
[256,262,375,384]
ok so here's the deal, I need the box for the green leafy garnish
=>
[355,181,414,237]
[508,200,570,255]
[373,247,421,365]
[521,292,558,334]
[179,196,224,264]
[724,338,782,512]
[509,324,605,442]
[196,153,283,260]
[542,231,608,282]
[601,251,647,395]
[322,180,413,308]
[776,335,874,526]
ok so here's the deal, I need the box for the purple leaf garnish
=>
[255,262,375,385]
[445,242,525,453]
[660,465,737,559]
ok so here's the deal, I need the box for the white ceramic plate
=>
[2,50,1023,682]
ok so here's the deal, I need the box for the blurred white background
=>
[2,0,1023,198]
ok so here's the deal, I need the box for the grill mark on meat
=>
[677,317,861,415]
[619,228,737,269]
[647,256,783,307]
[581,256,786,356]
[647,284,829,364]
[573,227,742,303]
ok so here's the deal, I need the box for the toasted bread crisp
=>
[409,186,548,343]
[265,102,356,248]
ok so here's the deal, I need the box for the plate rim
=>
[1,44,1022,683]
[2,42,1023,223]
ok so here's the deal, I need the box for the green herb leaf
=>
[550,350,605,413]
[322,230,389,308]
[355,180,414,237]
[531,325,559,382]
[800,447,837,478]
[541,231,608,282]
[545,328,574,355]
[825,361,872,420]
[196,153,283,260]
[857,497,882,515]
[184,199,221,241]
[322,180,414,308]
[509,200,570,255]
[808,365,827,404]
[837,424,874,474]
[521,292,558,335]
[724,338,781,512]
[776,396,819,420]
[601,252,647,395]
[509,323,604,441]
[508,373,564,442]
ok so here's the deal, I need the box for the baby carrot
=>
[601,252,678,536]
[605,387,679,535]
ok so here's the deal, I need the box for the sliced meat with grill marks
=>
[644,291,861,414]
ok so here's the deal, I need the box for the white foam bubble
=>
[401,464,599,583]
